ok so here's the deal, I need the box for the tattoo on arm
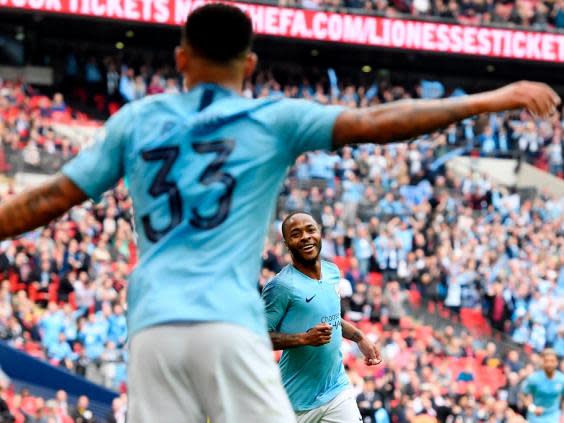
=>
[269,332,306,350]
[333,96,484,148]
[0,173,87,240]
[341,319,364,342]
[351,331,363,342]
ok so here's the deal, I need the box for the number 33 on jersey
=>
[61,83,343,339]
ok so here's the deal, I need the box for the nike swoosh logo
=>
[306,295,316,303]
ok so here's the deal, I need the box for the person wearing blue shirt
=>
[39,303,65,349]
[262,212,381,422]
[79,314,106,360]
[0,4,558,422]
[107,304,127,347]
[554,327,564,358]
[48,333,77,364]
[61,304,79,343]
[94,303,112,338]
[521,349,564,423]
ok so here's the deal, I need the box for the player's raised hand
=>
[305,323,332,346]
[494,81,561,119]
[358,339,382,366]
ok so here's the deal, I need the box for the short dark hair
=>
[281,211,315,240]
[183,4,253,63]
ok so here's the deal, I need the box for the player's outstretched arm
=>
[332,81,560,148]
[0,173,87,241]
[342,319,381,366]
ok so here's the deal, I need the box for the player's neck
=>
[183,67,243,94]
[545,370,555,378]
[292,260,322,281]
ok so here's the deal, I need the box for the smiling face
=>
[283,213,322,266]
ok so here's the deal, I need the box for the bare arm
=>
[342,319,382,366]
[269,332,309,350]
[341,318,364,342]
[333,81,560,148]
[520,393,544,416]
[0,173,87,240]
[520,392,532,408]
[269,323,332,350]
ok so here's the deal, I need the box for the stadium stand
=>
[3,69,563,178]
[0,0,563,417]
[0,77,562,422]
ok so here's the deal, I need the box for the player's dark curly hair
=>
[182,4,253,64]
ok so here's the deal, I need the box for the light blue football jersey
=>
[62,84,343,338]
[522,370,564,423]
[261,261,350,411]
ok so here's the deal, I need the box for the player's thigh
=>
[321,389,362,423]
[296,407,324,423]
[127,326,204,423]
[194,323,296,423]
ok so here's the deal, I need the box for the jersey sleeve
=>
[61,103,133,202]
[261,278,292,332]
[265,99,344,160]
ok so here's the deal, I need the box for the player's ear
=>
[175,45,189,74]
[244,52,258,79]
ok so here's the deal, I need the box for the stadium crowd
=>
[0,381,127,423]
[32,59,564,178]
[276,0,564,31]
[0,76,563,422]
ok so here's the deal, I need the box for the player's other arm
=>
[0,174,87,240]
[332,81,560,148]
[520,393,544,416]
[341,318,364,342]
[521,378,544,416]
[342,319,381,366]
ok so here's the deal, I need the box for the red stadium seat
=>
[9,274,26,293]
[408,289,421,307]
[333,256,351,273]
[367,272,383,286]
[68,292,77,310]
[109,102,121,115]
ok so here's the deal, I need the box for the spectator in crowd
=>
[71,395,95,423]
[106,396,126,423]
